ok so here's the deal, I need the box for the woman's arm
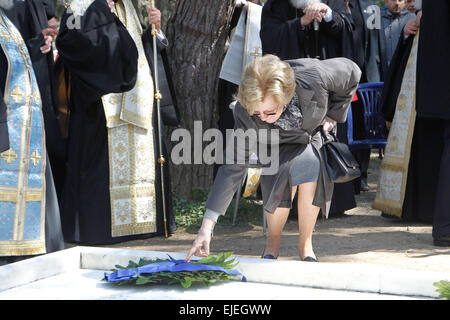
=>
[319,57,362,123]
[185,104,254,261]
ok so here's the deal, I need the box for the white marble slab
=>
[0,246,446,299]
[0,268,416,300]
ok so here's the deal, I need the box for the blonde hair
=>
[236,54,296,114]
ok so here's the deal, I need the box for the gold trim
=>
[0,28,10,41]
[372,199,402,217]
[121,108,151,129]
[0,244,46,256]
[0,191,44,202]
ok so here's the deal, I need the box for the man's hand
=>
[146,5,162,32]
[403,18,418,36]
[48,17,59,32]
[301,2,329,26]
[40,27,58,54]
[403,11,421,36]
[235,0,248,8]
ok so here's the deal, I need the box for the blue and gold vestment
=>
[0,10,46,256]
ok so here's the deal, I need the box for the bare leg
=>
[264,207,290,257]
[263,187,298,257]
[296,182,320,260]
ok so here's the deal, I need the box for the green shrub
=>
[173,188,263,228]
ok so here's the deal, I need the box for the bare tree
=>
[165,0,235,197]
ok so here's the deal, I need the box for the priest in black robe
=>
[377,1,450,246]
[260,0,357,218]
[23,0,66,200]
[56,0,176,245]
[0,0,64,265]
[339,0,384,194]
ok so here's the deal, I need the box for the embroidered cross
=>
[11,87,24,104]
[1,148,17,164]
[31,150,41,166]
[249,47,262,59]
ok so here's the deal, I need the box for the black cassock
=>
[0,0,64,264]
[260,0,356,217]
[0,65,7,153]
[56,0,176,244]
[260,0,349,60]
[381,0,450,239]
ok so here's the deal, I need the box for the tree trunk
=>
[165,0,234,197]
[155,0,176,31]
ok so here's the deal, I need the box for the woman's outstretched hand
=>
[185,217,216,262]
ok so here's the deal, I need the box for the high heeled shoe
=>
[302,256,319,262]
[261,246,278,259]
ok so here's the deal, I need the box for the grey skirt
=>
[289,144,321,186]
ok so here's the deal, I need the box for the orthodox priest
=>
[0,0,64,265]
[12,0,66,200]
[260,0,357,218]
[340,0,383,195]
[374,0,450,246]
[56,0,176,244]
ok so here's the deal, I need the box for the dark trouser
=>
[432,120,450,238]
[350,97,371,194]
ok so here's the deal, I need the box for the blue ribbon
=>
[104,255,247,283]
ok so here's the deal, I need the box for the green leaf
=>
[136,275,151,285]
[114,264,126,270]
[192,252,238,270]
[434,280,450,300]
[180,277,194,288]
[127,260,139,268]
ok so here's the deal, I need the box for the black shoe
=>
[261,254,277,259]
[302,256,319,262]
[433,235,450,247]
[360,178,370,192]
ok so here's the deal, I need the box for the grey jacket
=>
[205,58,361,221]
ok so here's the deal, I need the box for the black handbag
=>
[319,127,361,183]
